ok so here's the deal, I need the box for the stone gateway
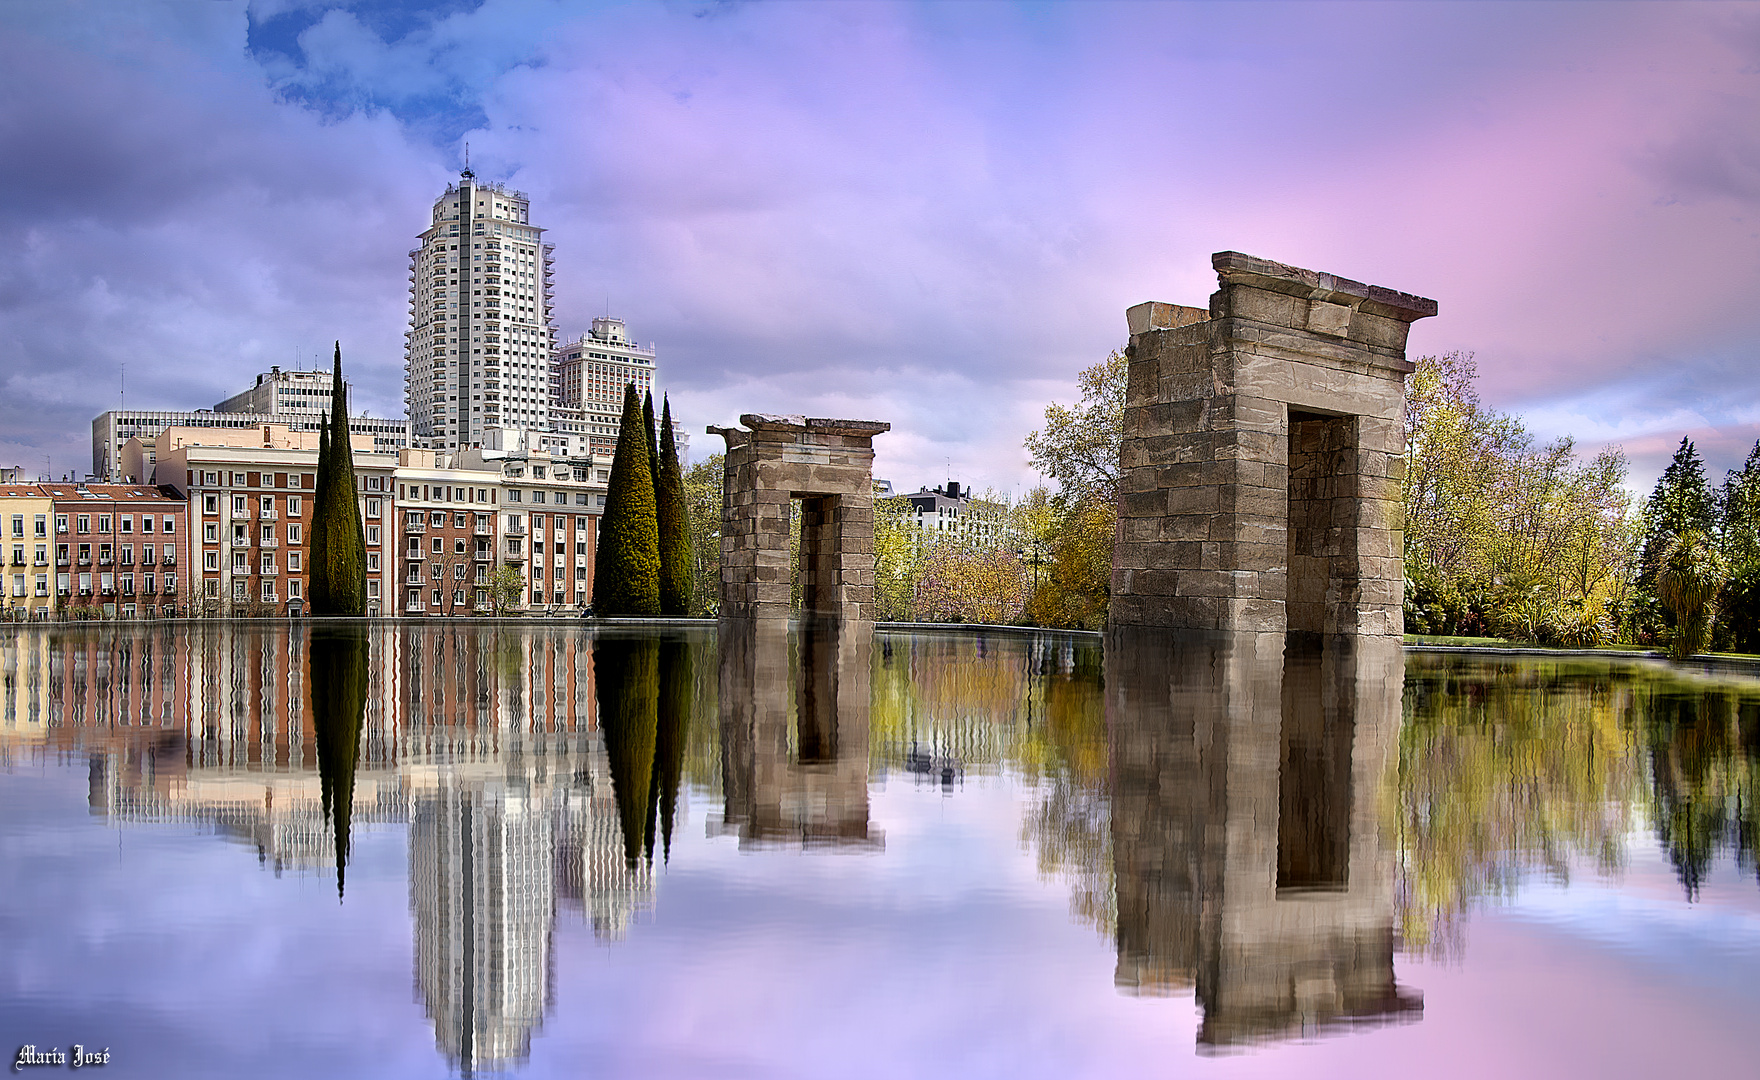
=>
[1112,252,1437,637]
[709,414,890,622]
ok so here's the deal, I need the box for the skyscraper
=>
[405,170,557,453]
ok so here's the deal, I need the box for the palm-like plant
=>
[1657,531,1727,659]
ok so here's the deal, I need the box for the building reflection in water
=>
[1106,628,1422,1050]
[0,622,689,1077]
[713,617,880,850]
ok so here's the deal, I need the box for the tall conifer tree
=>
[592,382,662,615]
[656,396,692,616]
[309,343,367,615]
[643,389,660,498]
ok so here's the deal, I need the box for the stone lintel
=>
[737,414,892,438]
[1211,251,1437,324]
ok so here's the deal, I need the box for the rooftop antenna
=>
[119,362,125,414]
[462,141,473,179]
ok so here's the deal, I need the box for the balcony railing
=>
[98,556,113,567]
[405,520,426,533]
[260,566,279,576]
[259,538,278,549]
[160,554,175,566]
[162,585,178,596]
[33,556,47,566]
[474,524,493,536]
[405,550,426,561]
[475,551,492,561]
[258,510,277,521]
[77,556,91,567]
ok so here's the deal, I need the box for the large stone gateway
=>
[709,414,890,622]
[1112,252,1437,637]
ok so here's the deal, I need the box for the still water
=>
[1,621,1757,1078]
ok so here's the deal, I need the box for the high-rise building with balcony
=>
[405,170,557,454]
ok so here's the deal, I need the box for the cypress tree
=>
[310,412,331,608]
[1639,437,1715,590]
[656,396,693,616]
[643,389,660,498]
[309,342,368,615]
[592,382,662,615]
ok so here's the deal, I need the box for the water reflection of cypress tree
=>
[311,624,369,900]
[596,638,659,866]
[651,638,694,862]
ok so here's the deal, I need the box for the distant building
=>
[552,317,661,460]
[36,482,188,618]
[91,366,408,482]
[896,481,1006,544]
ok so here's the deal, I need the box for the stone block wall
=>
[1112,252,1435,637]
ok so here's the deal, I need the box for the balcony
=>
[261,566,279,576]
[142,584,157,595]
[474,523,492,536]
[141,554,155,566]
[162,585,178,597]
[77,556,91,567]
[33,556,47,566]
[259,510,277,521]
[34,588,48,598]
[475,550,492,561]
[98,556,113,567]
[56,555,69,567]
[8,555,21,567]
[405,520,426,534]
[405,603,426,615]
[78,588,92,598]
[160,554,176,567]
[405,549,426,561]
[259,538,278,549]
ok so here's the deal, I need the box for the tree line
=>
[662,346,1756,655]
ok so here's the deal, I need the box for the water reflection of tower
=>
[1106,630,1421,1050]
[408,774,555,1077]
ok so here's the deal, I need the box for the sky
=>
[1,0,1758,497]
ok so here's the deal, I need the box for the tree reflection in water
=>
[309,623,369,900]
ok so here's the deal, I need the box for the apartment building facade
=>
[393,450,503,616]
[1,484,56,618]
[38,484,188,618]
[149,426,397,616]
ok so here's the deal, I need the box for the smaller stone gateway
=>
[709,414,890,622]
[1112,252,1437,638]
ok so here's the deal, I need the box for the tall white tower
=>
[405,170,557,453]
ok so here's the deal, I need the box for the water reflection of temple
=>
[1106,630,1421,1049]
[714,619,880,849]
[1,623,677,1076]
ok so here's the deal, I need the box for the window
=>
[288,495,302,516]
[232,496,246,515]
[260,495,274,516]
[365,498,381,519]
[55,515,67,534]
[119,516,132,534]
[203,552,218,571]
[430,511,445,526]
[366,525,380,545]
[142,516,154,533]
[431,537,442,553]
[368,553,380,571]
[231,473,245,486]
[288,553,301,572]
[454,538,466,554]
[288,579,301,599]
[162,516,174,534]
[576,517,589,531]
[12,515,28,538]
[287,524,301,544]
[367,581,380,598]
[204,495,218,514]
[532,491,546,504]
[204,523,217,543]
[77,515,90,534]
[34,515,45,537]
[98,515,111,534]
[507,489,521,502]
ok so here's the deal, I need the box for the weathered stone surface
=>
[1112,252,1434,637]
[712,415,890,622]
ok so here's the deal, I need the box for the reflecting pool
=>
[2,622,1757,1078]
